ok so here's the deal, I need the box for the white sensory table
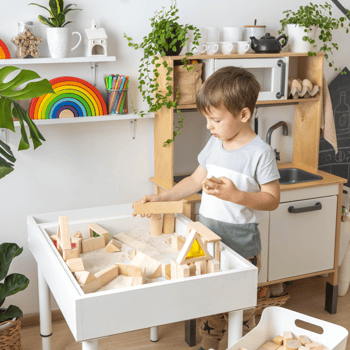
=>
[27,203,258,350]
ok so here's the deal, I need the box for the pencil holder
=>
[107,89,128,114]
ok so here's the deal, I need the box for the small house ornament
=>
[84,20,107,56]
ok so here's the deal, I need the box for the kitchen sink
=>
[278,168,323,185]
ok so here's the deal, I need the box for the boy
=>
[133,66,280,350]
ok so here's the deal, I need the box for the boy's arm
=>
[203,178,280,211]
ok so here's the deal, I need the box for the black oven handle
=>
[288,202,322,214]
[276,59,286,99]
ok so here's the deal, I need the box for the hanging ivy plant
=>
[124,0,201,146]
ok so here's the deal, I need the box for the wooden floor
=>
[21,276,350,350]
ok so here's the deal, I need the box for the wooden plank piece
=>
[59,216,71,250]
[63,248,79,261]
[88,223,109,245]
[133,201,183,215]
[82,236,105,253]
[66,258,84,272]
[187,221,221,243]
[94,265,119,286]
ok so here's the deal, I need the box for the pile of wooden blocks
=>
[239,332,327,350]
[11,28,42,58]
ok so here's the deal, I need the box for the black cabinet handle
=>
[288,202,322,214]
[276,59,286,99]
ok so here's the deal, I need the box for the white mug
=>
[206,42,219,55]
[236,41,250,54]
[47,27,82,58]
[220,42,235,54]
[222,27,242,42]
[189,42,207,55]
[205,27,219,42]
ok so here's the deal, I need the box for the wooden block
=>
[82,236,105,253]
[207,259,220,273]
[299,336,311,346]
[94,265,119,286]
[103,241,120,253]
[133,201,183,215]
[163,213,175,233]
[88,223,109,245]
[177,262,190,279]
[187,221,221,243]
[80,277,101,294]
[172,233,185,251]
[306,344,323,349]
[299,347,310,350]
[112,239,122,249]
[171,260,177,280]
[150,214,162,236]
[74,231,83,239]
[162,264,171,280]
[262,342,280,350]
[59,216,71,250]
[66,258,84,272]
[284,332,294,350]
[195,261,202,275]
[63,248,79,261]
[130,251,162,279]
[286,340,301,350]
[74,271,96,285]
[128,250,137,260]
[115,263,144,277]
[72,237,82,254]
[273,336,284,346]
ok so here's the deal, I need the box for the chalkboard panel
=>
[319,68,350,186]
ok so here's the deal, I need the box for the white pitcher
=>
[47,27,82,58]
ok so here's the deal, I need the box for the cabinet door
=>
[268,196,337,281]
[258,212,269,283]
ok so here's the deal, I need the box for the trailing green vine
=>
[279,2,350,73]
[124,0,201,146]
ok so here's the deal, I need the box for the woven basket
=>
[0,318,22,349]
[255,292,291,317]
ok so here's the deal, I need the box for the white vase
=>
[0,317,16,331]
[46,27,82,58]
[287,24,317,53]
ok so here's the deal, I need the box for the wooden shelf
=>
[164,52,326,61]
[0,56,116,65]
[177,97,321,110]
[14,114,154,126]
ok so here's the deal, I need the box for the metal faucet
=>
[266,121,289,161]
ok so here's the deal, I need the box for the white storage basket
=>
[227,307,348,350]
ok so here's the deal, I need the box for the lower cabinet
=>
[268,195,337,281]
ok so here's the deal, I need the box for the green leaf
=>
[49,0,59,17]
[0,305,23,323]
[0,273,29,305]
[92,231,100,238]
[0,243,23,282]
[38,15,55,27]
[0,140,15,164]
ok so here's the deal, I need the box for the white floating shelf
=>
[13,113,154,126]
[0,56,116,65]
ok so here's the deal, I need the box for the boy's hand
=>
[132,194,161,218]
[202,176,241,202]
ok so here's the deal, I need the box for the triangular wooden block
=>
[103,241,120,253]
[176,229,212,265]
[74,271,96,285]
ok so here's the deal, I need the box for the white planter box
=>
[28,203,258,343]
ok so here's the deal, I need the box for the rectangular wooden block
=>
[163,213,175,234]
[172,233,185,251]
[59,216,71,250]
[82,236,105,253]
[88,223,109,245]
[115,263,144,277]
[71,237,82,254]
[299,336,311,346]
[262,342,280,350]
[283,332,294,350]
[207,259,220,274]
[133,201,183,215]
[306,343,323,349]
[80,277,101,294]
[63,247,79,261]
[299,347,310,350]
[187,221,221,243]
[94,265,119,286]
[66,258,84,272]
[273,336,284,346]
[162,264,171,280]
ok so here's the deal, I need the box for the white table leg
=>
[150,326,159,342]
[82,339,99,350]
[228,310,243,348]
[38,267,52,350]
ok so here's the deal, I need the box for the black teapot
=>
[250,33,288,53]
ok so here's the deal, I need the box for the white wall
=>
[0,0,347,316]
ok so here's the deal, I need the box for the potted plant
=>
[29,0,82,58]
[279,2,350,72]
[124,0,201,145]
[0,243,29,347]
[0,66,54,179]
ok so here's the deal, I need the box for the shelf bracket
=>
[0,128,8,144]
[91,63,98,86]
[131,119,137,139]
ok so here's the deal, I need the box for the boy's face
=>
[203,107,248,142]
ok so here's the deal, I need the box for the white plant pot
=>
[287,24,317,53]
[46,27,82,58]
[0,317,16,331]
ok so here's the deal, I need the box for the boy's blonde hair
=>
[196,66,260,118]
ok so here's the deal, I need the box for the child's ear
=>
[240,107,251,123]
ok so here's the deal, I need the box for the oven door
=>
[214,58,289,101]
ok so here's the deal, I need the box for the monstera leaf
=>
[0,243,29,322]
[0,66,54,179]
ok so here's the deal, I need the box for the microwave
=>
[203,57,289,101]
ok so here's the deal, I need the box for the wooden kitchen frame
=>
[150,52,347,322]
[28,203,258,349]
